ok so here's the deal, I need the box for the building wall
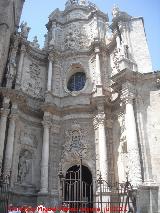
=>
[129,18,153,73]
[0,1,159,211]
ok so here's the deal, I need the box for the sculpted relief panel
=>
[21,57,46,98]
[50,20,98,51]
[19,128,38,148]
[61,121,95,171]
[64,23,89,50]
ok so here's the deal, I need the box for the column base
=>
[136,184,159,213]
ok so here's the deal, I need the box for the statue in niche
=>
[17,150,32,184]
[20,22,31,39]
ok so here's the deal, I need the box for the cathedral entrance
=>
[62,165,93,212]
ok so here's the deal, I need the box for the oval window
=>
[67,72,86,92]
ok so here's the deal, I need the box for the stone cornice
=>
[111,68,143,92]
[18,38,47,63]
[47,6,108,28]
[0,87,44,117]
[0,88,26,104]
[26,45,48,63]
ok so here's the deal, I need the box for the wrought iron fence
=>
[0,174,10,213]
[59,166,137,213]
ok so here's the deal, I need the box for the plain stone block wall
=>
[137,186,159,213]
[129,18,153,73]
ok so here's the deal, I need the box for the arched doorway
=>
[63,165,93,211]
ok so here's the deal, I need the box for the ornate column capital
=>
[95,46,100,54]
[48,51,60,62]
[0,108,10,117]
[20,44,26,53]
[42,112,52,128]
[9,103,18,121]
[93,113,106,129]
[106,119,113,129]
[48,54,53,62]
[0,97,10,117]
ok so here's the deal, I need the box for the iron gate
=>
[96,174,137,213]
[59,167,137,213]
[0,175,10,213]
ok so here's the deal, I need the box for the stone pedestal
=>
[136,185,159,213]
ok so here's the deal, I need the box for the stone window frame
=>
[64,63,89,96]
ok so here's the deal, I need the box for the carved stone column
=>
[93,102,108,181]
[95,47,102,85]
[3,103,18,177]
[15,44,26,89]
[40,112,51,193]
[122,83,142,186]
[0,97,10,175]
[47,57,53,91]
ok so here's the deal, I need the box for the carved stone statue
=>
[6,38,19,87]
[20,22,31,39]
[31,36,40,48]
[70,0,78,4]
[79,0,87,5]
[112,4,120,18]
[17,150,32,184]
[43,34,49,49]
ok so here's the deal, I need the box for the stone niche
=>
[12,114,43,194]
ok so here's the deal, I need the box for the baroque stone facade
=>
[0,1,159,212]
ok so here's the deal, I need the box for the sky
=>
[21,0,160,71]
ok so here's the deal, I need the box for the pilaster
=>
[93,100,108,181]
[121,82,142,187]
